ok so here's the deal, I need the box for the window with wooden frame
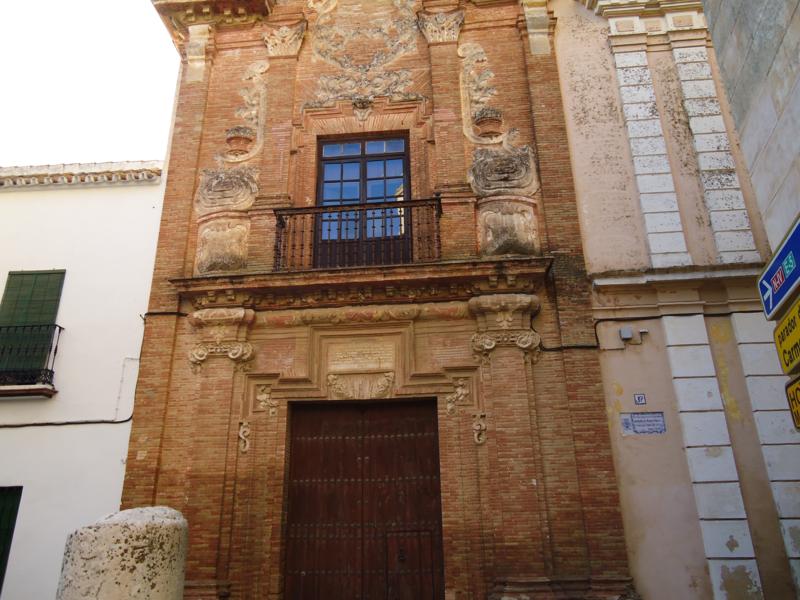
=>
[315,135,411,267]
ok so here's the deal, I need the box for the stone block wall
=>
[704,0,800,248]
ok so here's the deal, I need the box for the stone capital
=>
[188,307,256,372]
[468,293,540,330]
[417,9,465,44]
[263,20,307,57]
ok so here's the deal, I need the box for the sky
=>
[0,0,180,167]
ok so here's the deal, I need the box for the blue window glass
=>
[386,159,403,178]
[323,164,341,181]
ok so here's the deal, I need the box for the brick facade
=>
[123,1,631,597]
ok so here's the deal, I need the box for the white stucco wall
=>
[0,174,163,600]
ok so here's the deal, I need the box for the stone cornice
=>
[0,161,162,191]
[577,0,703,16]
[152,0,273,45]
[172,256,552,311]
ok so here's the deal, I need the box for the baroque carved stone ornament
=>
[256,384,279,416]
[263,20,307,56]
[469,294,543,362]
[305,0,421,108]
[458,42,506,145]
[196,219,250,274]
[219,60,269,164]
[477,197,540,256]
[417,9,464,44]
[472,413,487,445]
[445,378,470,415]
[188,308,255,372]
[238,420,251,453]
[195,166,258,215]
[468,133,541,198]
[327,372,395,400]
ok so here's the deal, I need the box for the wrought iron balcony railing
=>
[274,197,442,271]
[0,324,63,386]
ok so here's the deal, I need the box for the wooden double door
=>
[285,401,445,600]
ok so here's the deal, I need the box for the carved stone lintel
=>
[472,413,487,445]
[417,9,465,44]
[263,21,306,57]
[445,378,470,415]
[469,133,541,198]
[261,301,472,327]
[477,196,540,257]
[238,420,251,453]
[195,167,258,216]
[327,372,394,400]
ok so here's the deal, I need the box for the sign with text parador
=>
[774,296,800,375]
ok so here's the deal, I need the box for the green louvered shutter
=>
[0,271,65,379]
[0,487,22,595]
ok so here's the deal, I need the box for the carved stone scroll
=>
[195,167,258,216]
[195,219,250,274]
[238,420,251,453]
[472,413,487,445]
[477,196,540,256]
[263,21,306,57]
[417,9,465,44]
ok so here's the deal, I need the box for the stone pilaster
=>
[468,294,549,589]
[418,9,469,195]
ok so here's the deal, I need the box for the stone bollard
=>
[56,506,188,600]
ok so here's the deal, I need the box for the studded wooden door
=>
[285,401,444,600]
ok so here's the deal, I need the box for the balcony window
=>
[275,136,441,270]
[0,271,64,391]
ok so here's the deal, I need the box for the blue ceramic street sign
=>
[760,216,800,320]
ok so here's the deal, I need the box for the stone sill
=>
[0,384,57,399]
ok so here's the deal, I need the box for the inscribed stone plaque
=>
[327,339,395,373]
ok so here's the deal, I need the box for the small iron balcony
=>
[274,197,442,271]
[0,324,63,387]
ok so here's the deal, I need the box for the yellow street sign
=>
[786,376,800,430]
[774,295,800,375]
